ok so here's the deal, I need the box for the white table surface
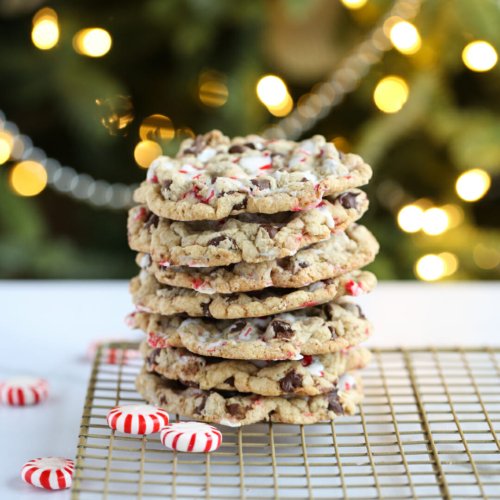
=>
[0,280,499,499]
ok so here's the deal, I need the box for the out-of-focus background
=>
[0,0,498,281]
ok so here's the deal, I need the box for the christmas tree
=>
[0,0,498,280]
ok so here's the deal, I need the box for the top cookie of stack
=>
[134,130,372,221]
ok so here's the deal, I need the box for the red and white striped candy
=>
[87,337,140,365]
[107,404,169,434]
[161,422,222,453]
[21,457,74,490]
[0,376,49,406]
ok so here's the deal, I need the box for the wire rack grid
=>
[71,343,500,500]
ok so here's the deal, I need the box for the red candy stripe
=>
[161,422,222,453]
[107,404,169,435]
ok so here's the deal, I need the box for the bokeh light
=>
[341,0,368,9]
[439,252,459,276]
[73,29,112,57]
[134,141,162,169]
[473,244,500,270]
[442,204,464,229]
[140,115,175,142]
[415,254,445,281]
[0,132,13,164]
[422,208,448,235]
[462,41,497,72]
[456,169,491,201]
[257,76,288,107]
[398,205,424,232]
[10,161,47,197]
[374,76,409,113]
[267,93,293,117]
[176,127,195,141]
[332,137,351,154]
[32,19,59,50]
[199,81,228,107]
[390,22,421,54]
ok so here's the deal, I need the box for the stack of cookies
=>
[128,130,379,427]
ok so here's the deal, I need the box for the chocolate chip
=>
[224,376,235,387]
[144,213,159,230]
[183,148,195,155]
[233,199,247,211]
[226,295,240,304]
[355,304,366,319]
[328,325,338,339]
[159,395,168,405]
[244,142,256,149]
[211,175,218,184]
[271,152,283,158]
[227,403,241,416]
[162,180,173,191]
[338,151,345,160]
[298,261,310,269]
[229,320,247,334]
[338,192,359,210]
[179,379,199,388]
[145,348,161,368]
[300,177,308,182]
[279,370,303,393]
[277,257,291,270]
[228,145,245,154]
[324,278,334,285]
[207,235,236,248]
[194,394,208,414]
[262,225,279,239]
[327,389,344,415]
[271,320,294,339]
[219,190,236,197]
[193,134,206,153]
[202,303,212,317]
[251,179,271,190]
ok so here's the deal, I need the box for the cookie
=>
[137,223,379,294]
[133,131,372,221]
[136,367,363,426]
[128,189,368,267]
[130,268,376,319]
[140,339,371,397]
[131,297,372,360]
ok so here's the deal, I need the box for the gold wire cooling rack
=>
[72,343,500,500]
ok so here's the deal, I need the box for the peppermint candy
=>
[21,457,74,490]
[87,337,140,365]
[161,422,222,453]
[0,376,49,406]
[107,404,169,434]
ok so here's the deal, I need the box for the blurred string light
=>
[262,0,425,140]
[462,41,498,72]
[10,161,47,197]
[332,136,351,153]
[341,0,368,9]
[73,28,112,57]
[374,76,409,113]
[257,76,288,107]
[198,70,228,107]
[267,92,294,117]
[439,252,458,276]
[31,8,59,50]
[176,127,195,141]
[134,141,162,169]
[140,115,175,142]
[0,109,136,210]
[390,21,421,54]
[422,208,448,235]
[456,169,491,201]
[474,244,500,270]
[415,254,445,281]
[442,204,464,228]
[398,205,424,233]
[0,131,13,164]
